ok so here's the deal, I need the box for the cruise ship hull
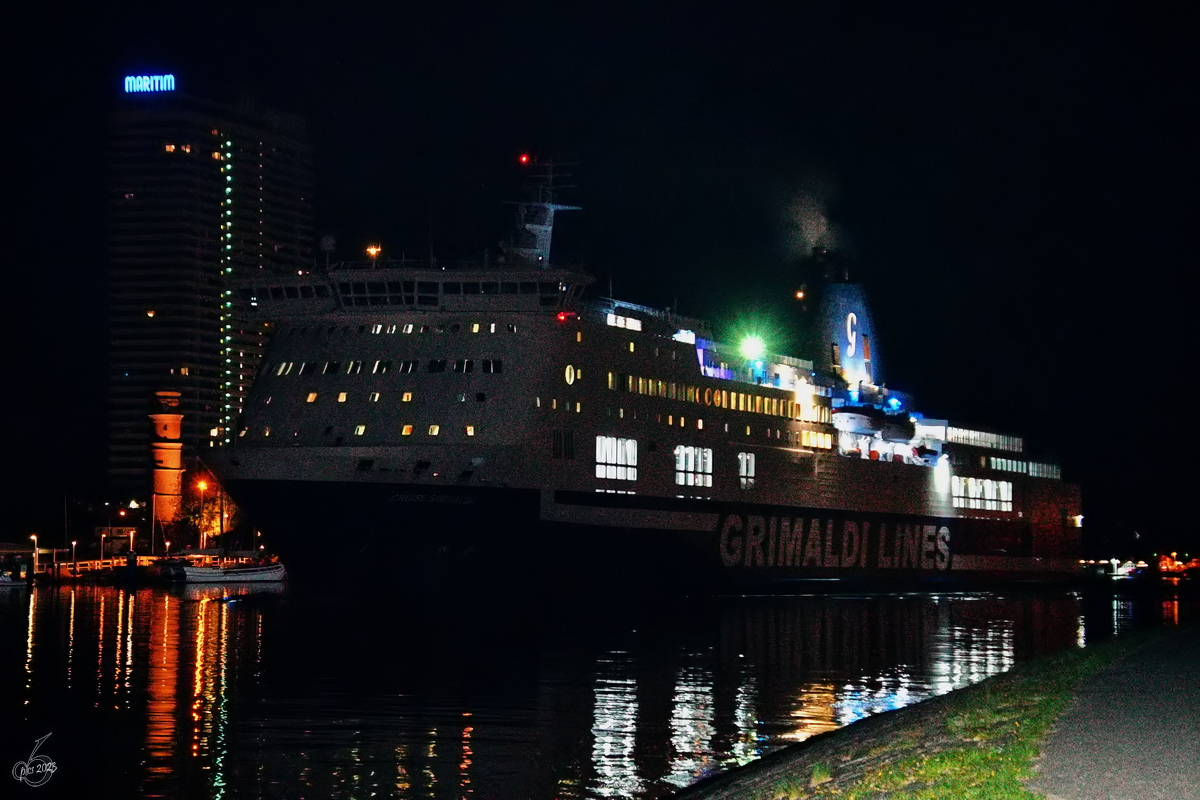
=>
[223,474,1080,589]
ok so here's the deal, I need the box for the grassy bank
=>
[759,633,1153,799]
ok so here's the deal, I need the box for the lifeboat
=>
[832,406,885,435]
[881,415,916,443]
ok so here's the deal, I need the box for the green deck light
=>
[740,335,765,360]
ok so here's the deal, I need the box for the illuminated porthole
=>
[565,364,576,385]
[401,425,413,436]
[428,425,440,436]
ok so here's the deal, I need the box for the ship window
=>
[316,285,330,298]
[323,362,340,375]
[401,424,413,436]
[738,452,756,488]
[428,425,440,436]
[453,359,474,373]
[354,425,366,436]
[697,419,703,429]
[471,323,481,333]
[301,285,314,298]
[476,392,486,402]
[306,393,318,403]
[346,361,363,374]
[575,402,582,413]
[371,324,383,334]
[263,427,271,437]
[595,436,638,481]
[285,286,299,299]
[417,281,438,294]
[368,392,380,403]
[427,359,447,373]
[403,324,414,334]
[519,282,537,294]
[373,360,391,374]
[481,282,499,294]
[501,281,518,294]
[401,392,413,402]
[507,324,518,333]
[462,282,480,294]
[465,425,475,436]
[457,393,467,402]
[338,392,348,403]
[577,331,583,343]
[443,282,462,294]
[629,342,635,352]
[538,281,558,295]
[535,397,541,407]
[674,445,713,487]
[484,359,503,374]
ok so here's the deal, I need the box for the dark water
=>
[2,579,1194,799]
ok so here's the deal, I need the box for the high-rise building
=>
[107,73,313,492]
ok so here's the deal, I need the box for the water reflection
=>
[1,584,1192,800]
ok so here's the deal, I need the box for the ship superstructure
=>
[210,175,1081,585]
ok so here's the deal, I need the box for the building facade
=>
[107,74,313,492]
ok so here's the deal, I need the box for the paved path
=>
[1027,627,1200,800]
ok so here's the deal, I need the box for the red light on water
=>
[519,153,531,164]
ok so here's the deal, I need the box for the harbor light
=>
[740,335,765,360]
[366,244,382,260]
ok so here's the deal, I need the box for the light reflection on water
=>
[1,583,1192,799]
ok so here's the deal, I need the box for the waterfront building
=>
[106,74,313,493]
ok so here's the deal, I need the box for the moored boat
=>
[179,563,287,583]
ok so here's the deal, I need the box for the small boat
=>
[0,571,27,588]
[179,563,287,583]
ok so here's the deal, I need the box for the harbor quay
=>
[673,621,1199,800]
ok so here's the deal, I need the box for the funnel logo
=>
[845,312,858,357]
[124,74,175,93]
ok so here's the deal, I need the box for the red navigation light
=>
[556,311,568,322]
[518,153,531,165]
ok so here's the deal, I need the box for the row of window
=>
[947,427,1024,453]
[250,423,478,438]
[594,436,764,490]
[951,476,1015,512]
[265,390,489,405]
[284,322,518,336]
[338,280,564,296]
[605,372,830,423]
[988,457,1060,479]
[270,358,503,376]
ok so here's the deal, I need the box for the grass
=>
[764,633,1154,800]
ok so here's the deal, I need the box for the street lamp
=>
[198,480,208,550]
[165,539,171,555]
[100,531,106,563]
[30,534,38,576]
[128,528,135,554]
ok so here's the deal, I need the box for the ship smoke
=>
[782,189,840,258]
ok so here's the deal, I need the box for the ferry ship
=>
[209,172,1082,587]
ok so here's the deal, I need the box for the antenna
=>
[502,154,580,267]
[319,235,335,269]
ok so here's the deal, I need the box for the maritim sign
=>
[124,74,176,93]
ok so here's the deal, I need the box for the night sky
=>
[10,3,1194,556]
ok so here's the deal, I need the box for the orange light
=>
[197,481,208,491]
[366,244,381,259]
[146,310,156,318]
[795,290,805,300]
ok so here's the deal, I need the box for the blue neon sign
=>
[124,74,176,93]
